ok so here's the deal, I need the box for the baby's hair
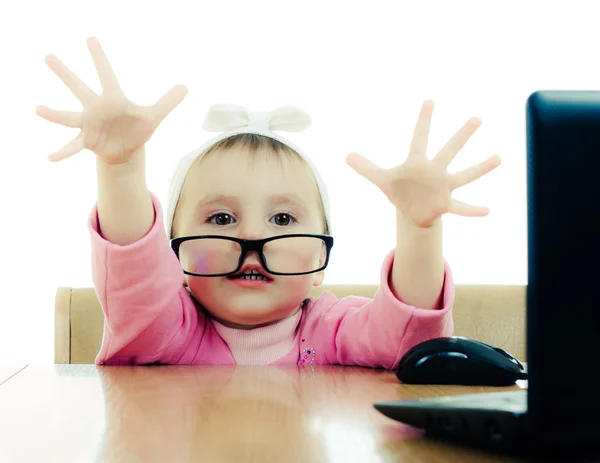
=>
[204,133,300,162]
[171,133,330,237]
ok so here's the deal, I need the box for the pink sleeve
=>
[90,193,207,365]
[313,251,454,369]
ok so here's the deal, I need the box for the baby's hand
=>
[346,100,501,228]
[36,37,187,164]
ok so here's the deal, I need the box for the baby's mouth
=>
[228,269,272,281]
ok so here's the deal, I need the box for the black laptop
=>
[373,91,600,460]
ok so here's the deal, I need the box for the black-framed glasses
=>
[170,234,334,277]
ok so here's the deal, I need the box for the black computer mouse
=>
[396,336,528,386]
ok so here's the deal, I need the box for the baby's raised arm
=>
[36,37,187,245]
[37,38,204,364]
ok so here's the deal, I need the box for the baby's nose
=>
[237,222,268,241]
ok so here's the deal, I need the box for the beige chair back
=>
[55,284,526,364]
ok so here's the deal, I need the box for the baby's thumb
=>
[346,153,382,186]
[151,84,188,126]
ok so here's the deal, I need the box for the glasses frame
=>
[170,233,334,277]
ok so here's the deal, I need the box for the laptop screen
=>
[526,91,600,446]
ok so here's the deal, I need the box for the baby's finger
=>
[449,198,490,217]
[150,84,188,126]
[434,117,482,167]
[451,155,501,189]
[36,106,82,128]
[44,54,97,105]
[408,100,434,158]
[346,152,384,186]
[87,37,121,93]
[48,134,85,162]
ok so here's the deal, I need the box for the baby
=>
[37,38,501,367]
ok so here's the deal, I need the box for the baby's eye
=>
[209,213,235,226]
[270,213,295,226]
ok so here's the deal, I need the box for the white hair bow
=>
[202,104,312,132]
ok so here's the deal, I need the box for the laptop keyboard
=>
[416,390,527,413]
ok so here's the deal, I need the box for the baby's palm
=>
[37,37,187,164]
[384,158,455,226]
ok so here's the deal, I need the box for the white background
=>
[0,0,598,363]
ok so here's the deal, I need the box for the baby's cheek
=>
[193,254,210,274]
[186,277,216,306]
[284,250,321,273]
[189,248,221,274]
[187,245,240,275]
[278,275,315,300]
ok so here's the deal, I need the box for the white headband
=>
[166,104,331,238]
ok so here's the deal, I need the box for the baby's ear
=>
[312,270,325,287]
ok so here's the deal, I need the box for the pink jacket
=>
[90,196,454,368]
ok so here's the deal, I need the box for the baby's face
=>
[173,147,327,328]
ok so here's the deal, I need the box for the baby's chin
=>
[206,303,302,330]
[188,282,308,328]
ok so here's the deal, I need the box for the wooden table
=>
[0,364,28,387]
[0,364,528,463]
